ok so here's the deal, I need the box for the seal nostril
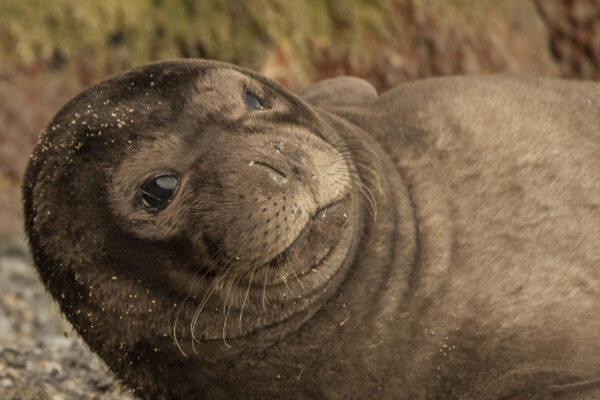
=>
[250,161,287,177]
[249,160,288,185]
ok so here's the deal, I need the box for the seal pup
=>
[23,60,600,399]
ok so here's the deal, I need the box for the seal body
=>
[23,60,600,399]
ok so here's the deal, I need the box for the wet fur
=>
[23,61,600,399]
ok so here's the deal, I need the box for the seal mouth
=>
[259,195,350,286]
[279,199,344,258]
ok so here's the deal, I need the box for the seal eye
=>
[141,173,179,211]
[244,89,266,110]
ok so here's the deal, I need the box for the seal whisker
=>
[335,138,385,198]
[220,270,244,348]
[336,157,382,221]
[190,257,237,344]
[331,176,355,193]
[172,259,213,356]
[220,264,239,316]
[280,251,302,298]
[190,283,217,345]
[262,263,270,311]
[238,268,256,330]
[173,292,192,357]
[338,136,382,162]
[360,183,378,220]
[221,297,234,348]
[285,248,308,294]
[353,181,377,220]
[291,268,307,295]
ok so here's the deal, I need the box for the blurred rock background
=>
[3,0,600,249]
[0,0,599,398]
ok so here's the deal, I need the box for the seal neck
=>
[313,107,419,303]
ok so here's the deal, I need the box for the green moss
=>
[0,0,391,73]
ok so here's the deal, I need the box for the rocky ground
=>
[0,244,133,400]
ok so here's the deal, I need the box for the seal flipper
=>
[298,76,378,107]
[506,379,600,399]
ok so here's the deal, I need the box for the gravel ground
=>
[0,243,134,400]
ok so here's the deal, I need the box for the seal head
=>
[23,60,377,396]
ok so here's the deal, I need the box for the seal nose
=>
[270,141,306,171]
[248,140,311,185]
[249,160,288,185]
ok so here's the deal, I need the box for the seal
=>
[23,60,600,399]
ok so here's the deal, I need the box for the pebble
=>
[0,378,14,388]
[0,254,132,399]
